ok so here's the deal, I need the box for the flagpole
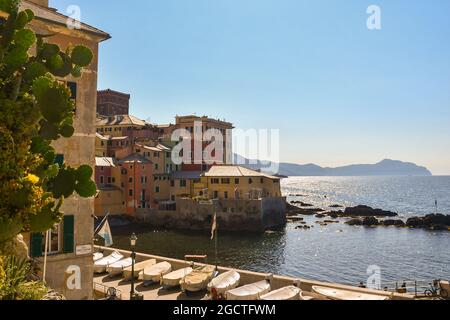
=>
[214,200,218,271]
[43,230,49,283]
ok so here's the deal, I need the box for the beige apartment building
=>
[12,0,110,300]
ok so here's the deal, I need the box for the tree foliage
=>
[0,0,97,245]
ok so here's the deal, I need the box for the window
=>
[100,166,104,171]
[100,176,104,184]
[221,178,230,184]
[260,178,264,184]
[42,225,60,255]
[155,186,160,193]
[166,152,171,158]
[154,152,160,158]
[155,163,159,170]
[211,178,220,184]
[129,189,133,196]
[107,177,112,184]
[67,81,77,111]
[170,180,175,187]
[214,191,219,199]
[224,191,228,199]
[235,178,240,184]
[180,180,187,187]
[249,178,253,184]
[129,177,133,183]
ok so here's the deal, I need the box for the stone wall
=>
[143,197,286,232]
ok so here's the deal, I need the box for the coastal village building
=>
[198,166,282,200]
[8,0,110,300]
[97,89,130,116]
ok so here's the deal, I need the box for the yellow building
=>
[5,0,110,300]
[196,166,281,200]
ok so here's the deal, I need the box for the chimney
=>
[29,0,49,7]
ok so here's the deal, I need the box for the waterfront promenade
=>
[93,246,415,300]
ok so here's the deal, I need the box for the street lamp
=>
[129,233,143,300]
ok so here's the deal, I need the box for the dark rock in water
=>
[406,217,423,228]
[328,211,341,219]
[346,219,363,226]
[344,205,398,217]
[382,219,406,227]
[286,202,325,216]
[430,224,449,231]
[406,214,450,231]
[315,214,325,218]
[329,204,343,208]
[291,201,313,207]
[324,220,340,224]
[362,217,379,226]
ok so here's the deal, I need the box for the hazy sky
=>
[52,0,450,175]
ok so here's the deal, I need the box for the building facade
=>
[97,89,130,116]
[13,0,110,300]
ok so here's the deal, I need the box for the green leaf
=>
[50,168,76,198]
[11,188,29,209]
[48,52,73,77]
[75,180,97,198]
[15,10,29,29]
[23,62,47,81]
[76,165,93,181]
[60,124,74,138]
[71,65,81,77]
[24,9,34,22]
[39,120,59,140]
[0,0,19,15]
[46,53,63,70]
[29,203,59,233]
[32,76,52,101]
[38,86,71,123]
[71,45,93,67]
[14,28,36,49]
[41,43,60,60]
[4,46,28,70]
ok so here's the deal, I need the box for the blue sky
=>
[52,0,450,174]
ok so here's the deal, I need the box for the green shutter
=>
[55,154,64,166]
[63,215,75,254]
[30,233,43,258]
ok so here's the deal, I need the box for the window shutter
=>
[55,154,65,166]
[30,233,43,258]
[63,215,75,254]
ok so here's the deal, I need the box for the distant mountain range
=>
[233,156,432,177]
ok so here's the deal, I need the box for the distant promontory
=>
[234,156,432,177]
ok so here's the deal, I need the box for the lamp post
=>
[129,233,143,300]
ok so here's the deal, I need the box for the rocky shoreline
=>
[286,202,450,232]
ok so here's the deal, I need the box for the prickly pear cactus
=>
[0,0,98,246]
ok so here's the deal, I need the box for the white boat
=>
[207,270,241,298]
[106,258,133,276]
[180,265,216,292]
[93,252,104,262]
[140,261,172,283]
[260,286,301,300]
[312,286,390,301]
[299,291,316,301]
[226,280,271,300]
[94,251,123,274]
[161,267,193,288]
[122,259,156,279]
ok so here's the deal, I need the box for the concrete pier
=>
[93,246,415,300]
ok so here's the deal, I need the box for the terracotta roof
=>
[117,154,151,165]
[96,115,148,127]
[20,1,110,41]
[204,166,279,179]
[95,157,116,167]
